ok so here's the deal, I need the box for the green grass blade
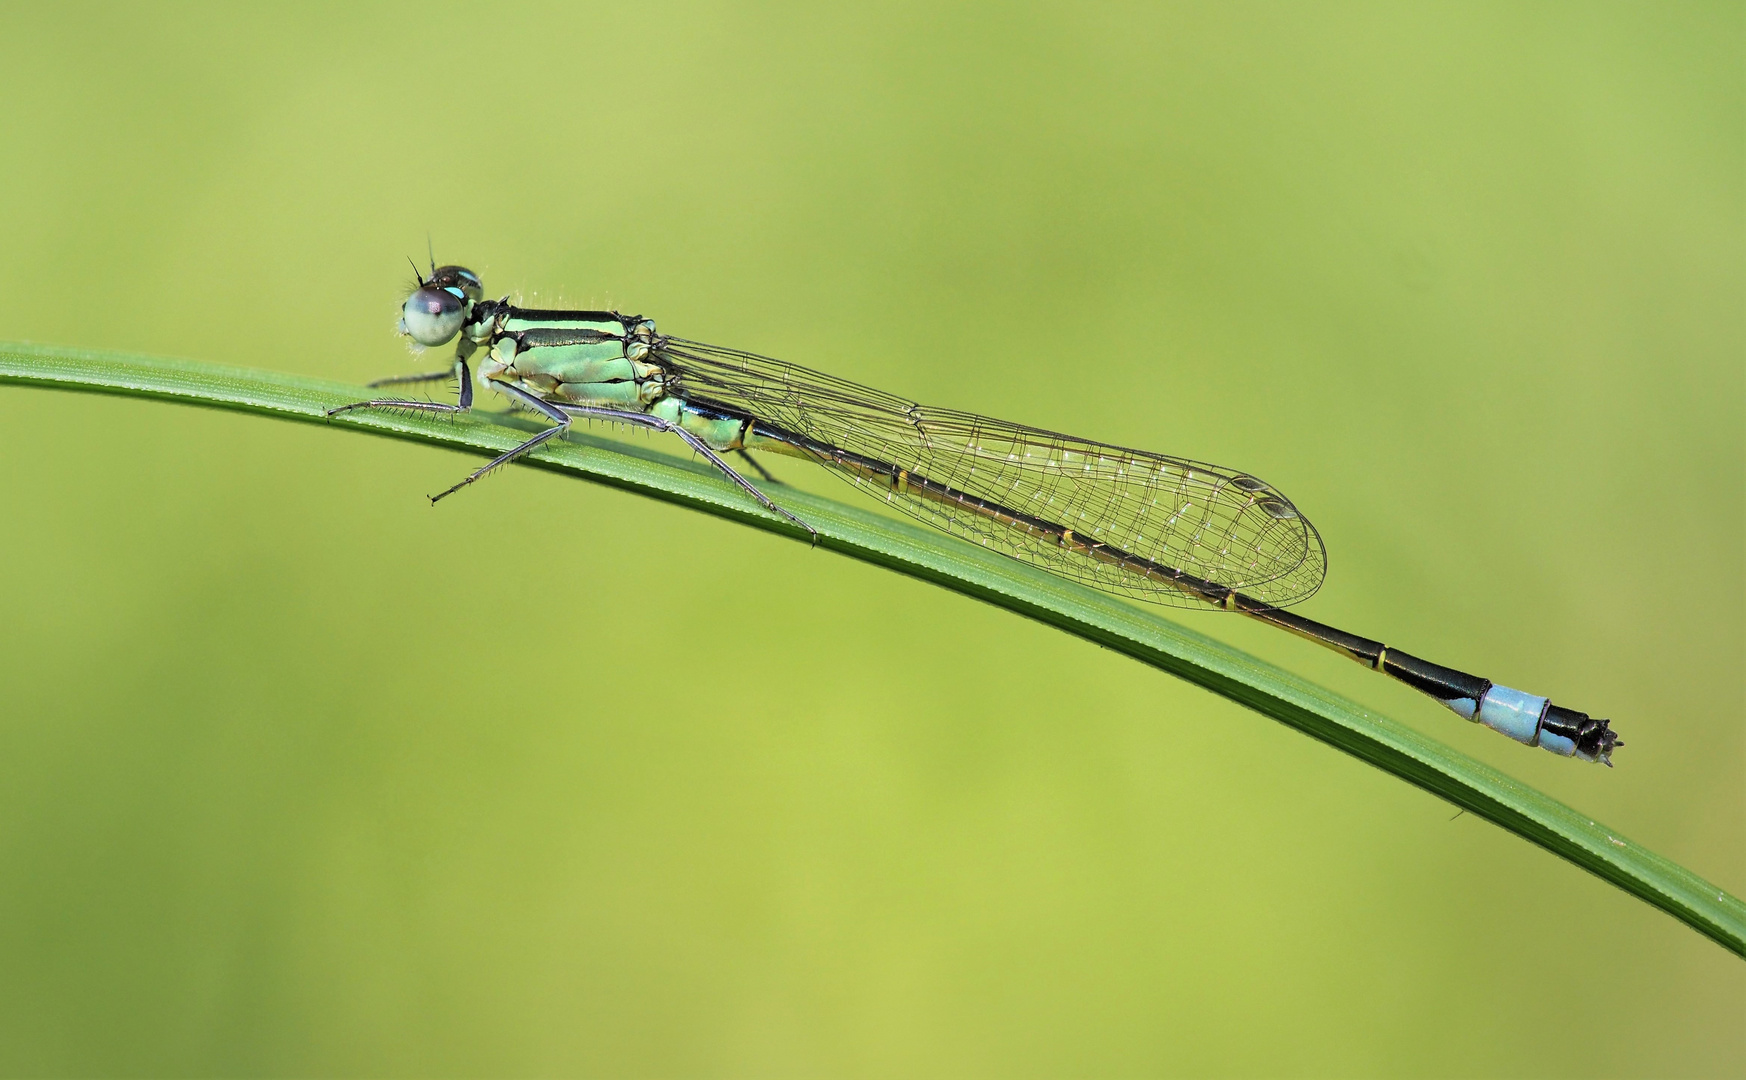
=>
[4,340,1742,958]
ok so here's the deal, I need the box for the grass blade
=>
[4,340,1741,957]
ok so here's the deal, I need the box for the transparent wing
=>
[659,337,1326,609]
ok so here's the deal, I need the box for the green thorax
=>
[477,306,667,410]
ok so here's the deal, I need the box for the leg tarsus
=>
[429,424,567,503]
[427,380,571,504]
[326,398,467,418]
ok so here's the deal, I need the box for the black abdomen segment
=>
[1240,604,1617,762]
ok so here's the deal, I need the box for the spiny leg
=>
[327,398,467,419]
[429,381,568,503]
[399,383,818,540]
[672,428,817,542]
[556,404,817,542]
[329,358,475,417]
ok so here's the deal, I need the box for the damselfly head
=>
[398,265,483,347]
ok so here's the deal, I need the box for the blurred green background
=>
[0,2,1740,1075]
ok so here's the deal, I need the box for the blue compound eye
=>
[427,264,483,304]
[399,284,466,346]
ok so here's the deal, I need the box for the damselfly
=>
[330,264,1620,765]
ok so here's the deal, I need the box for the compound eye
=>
[399,285,466,346]
[429,265,483,303]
